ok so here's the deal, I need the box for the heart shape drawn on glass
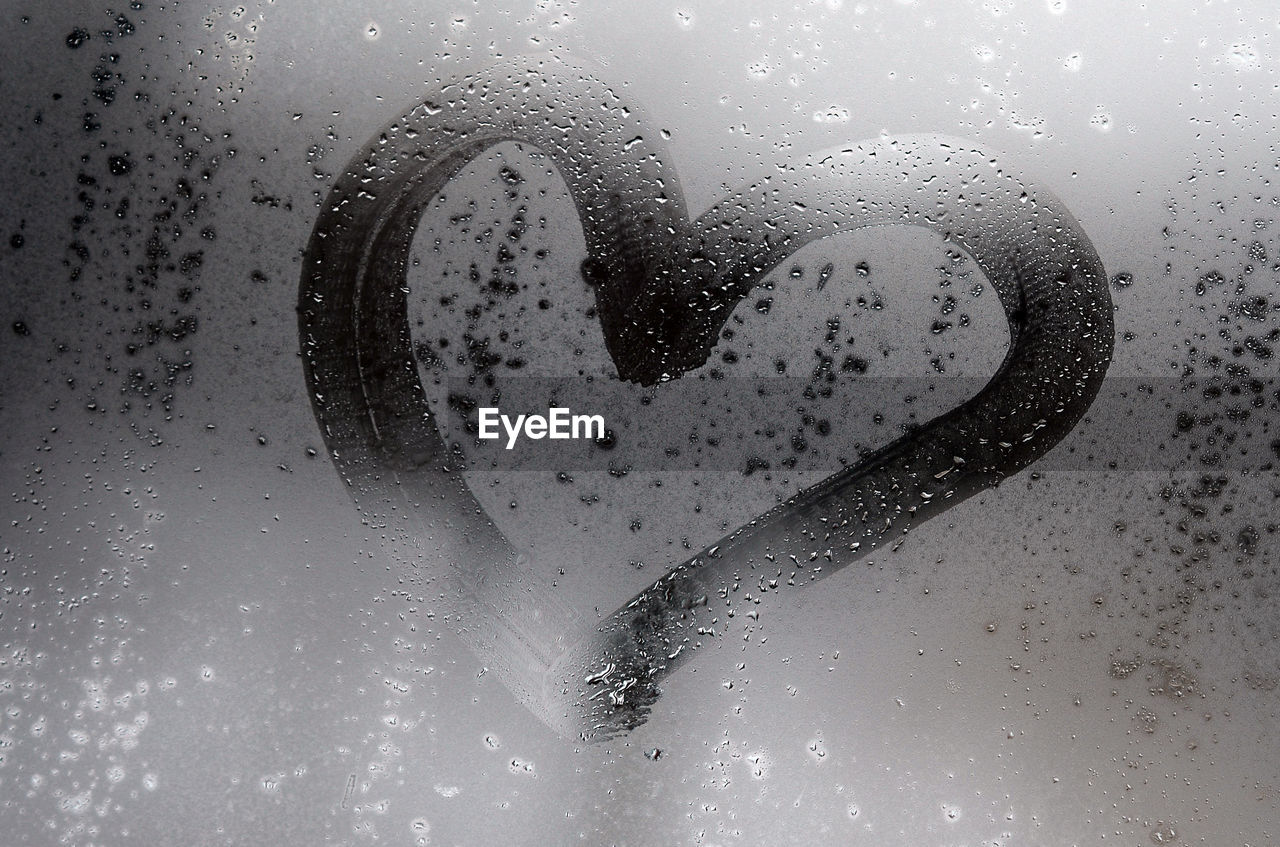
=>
[298,54,1113,741]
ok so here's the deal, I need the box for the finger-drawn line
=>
[298,54,1113,740]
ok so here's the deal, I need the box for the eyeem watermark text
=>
[478,407,606,449]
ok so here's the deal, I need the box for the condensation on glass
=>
[1,2,1277,845]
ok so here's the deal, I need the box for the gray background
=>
[2,1,1277,844]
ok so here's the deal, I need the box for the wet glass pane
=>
[3,2,1277,844]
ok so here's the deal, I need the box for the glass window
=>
[3,2,1276,844]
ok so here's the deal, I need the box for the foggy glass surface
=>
[2,2,1277,844]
